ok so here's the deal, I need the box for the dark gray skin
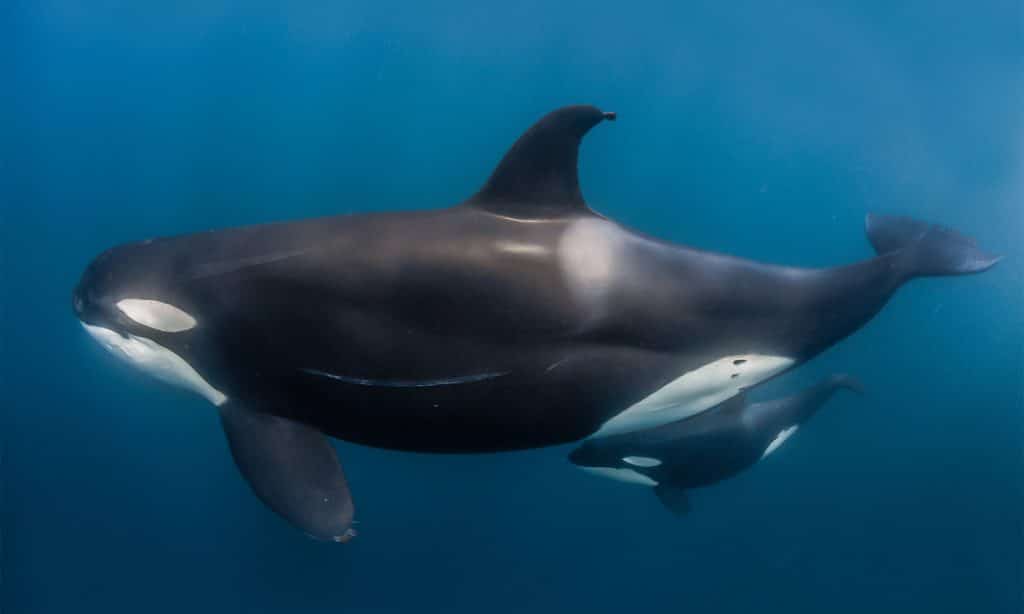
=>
[568,375,863,515]
[72,105,999,540]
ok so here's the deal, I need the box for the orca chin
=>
[79,322,227,406]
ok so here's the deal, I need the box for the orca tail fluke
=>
[865,213,1002,278]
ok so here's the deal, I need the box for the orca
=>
[73,105,999,541]
[567,374,865,515]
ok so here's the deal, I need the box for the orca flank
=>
[74,105,998,540]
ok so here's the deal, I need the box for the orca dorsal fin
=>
[466,105,615,218]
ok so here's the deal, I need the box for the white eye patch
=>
[116,299,197,333]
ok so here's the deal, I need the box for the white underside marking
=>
[116,298,197,332]
[81,322,227,406]
[594,354,794,437]
[301,368,508,388]
[761,425,799,458]
[579,466,659,487]
[623,456,662,468]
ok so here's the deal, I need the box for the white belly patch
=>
[81,322,227,406]
[761,425,799,459]
[579,466,659,487]
[593,354,794,437]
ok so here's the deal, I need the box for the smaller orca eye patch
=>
[622,456,662,468]
[116,299,197,333]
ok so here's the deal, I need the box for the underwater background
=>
[4,1,1022,612]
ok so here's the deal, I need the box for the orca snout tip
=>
[602,111,617,121]
[71,288,85,317]
[74,250,114,320]
[71,276,102,323]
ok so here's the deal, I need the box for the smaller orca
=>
[567,374,863,515]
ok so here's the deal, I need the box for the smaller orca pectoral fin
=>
[219,403,356,542]
[653,483,691,517]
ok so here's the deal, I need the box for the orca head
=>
[568,440,662,487]
[74,240,198,334]
[73,242,227,406]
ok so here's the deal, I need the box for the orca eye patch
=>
[116,298,197,333]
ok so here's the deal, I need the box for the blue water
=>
[5,2,1022,612]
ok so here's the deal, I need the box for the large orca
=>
[568,374,863,515]
[73,105,999,541]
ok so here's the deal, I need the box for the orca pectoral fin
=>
[219,403,356,542]
[653,483,691,517]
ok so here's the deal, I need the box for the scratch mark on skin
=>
[190,248,315,280]
[545,357,571,373]
[301,368,509,388]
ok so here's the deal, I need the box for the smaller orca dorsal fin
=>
[466,105,615,218]
[716,390,748,414]
[654,483,691,516]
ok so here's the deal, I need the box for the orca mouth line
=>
[300,368,509,388]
